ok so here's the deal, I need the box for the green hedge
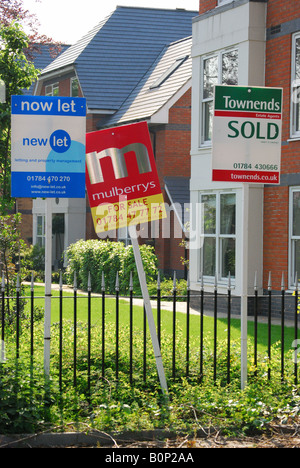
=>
[65,239,158,295]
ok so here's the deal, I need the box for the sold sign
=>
[212,85,282,184]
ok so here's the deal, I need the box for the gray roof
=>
[103,36,192,127]
[24,44,70,95]
[40,6,197,112]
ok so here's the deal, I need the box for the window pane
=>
[37,216,44,236]
[220,193,236,234]
[203,101,213,141]
[296,38,300,81]
[222,50,238,86]
[293,191,300,236]
[71,78,79,97]
[221,238,235,278]
[203,56,218,99]
[293,239,300,283]
[202,194,216,234]
[203,237,216,276]
[53,85,59,96]
[293,38,300,133]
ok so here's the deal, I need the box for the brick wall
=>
[266,0,300,27]
[199,0,217,15]
[153,88,191,276]
[263,1,300,290]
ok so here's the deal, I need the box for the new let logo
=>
[85,122,166,234]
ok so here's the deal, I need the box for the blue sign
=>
[11,95,86,198]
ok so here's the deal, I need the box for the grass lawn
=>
[23,285,297,357]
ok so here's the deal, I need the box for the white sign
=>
[11,95,86,198]
[212,85,282,184]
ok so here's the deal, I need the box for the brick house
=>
[190,0,300,311]
[27,6,197,276]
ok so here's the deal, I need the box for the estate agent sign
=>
[212,85,282,184]
[86,121,166,234]
[11,95,86,198]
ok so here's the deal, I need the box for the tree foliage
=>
[0,21,40,214]
[65,239,158,295]
[0,0,61,58]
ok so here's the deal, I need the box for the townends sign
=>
[212,85,283,184]
[86,122,166,234]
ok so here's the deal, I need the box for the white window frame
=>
[45,83,59,96]
[36,215,45,248]
[289,187,300,288]
[200,47,238,147]
[291,32,300,139]
[199,191,236,284]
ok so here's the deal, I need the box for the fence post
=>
[16,273,20,358]
[200,272,204,381]
[87,272,91,394]
[281,272,285,382]
[73,272,77,387]
[213,273,217,382]
[1,273,5,363]
[101,272,105,378]
[157,271,161,346]
[30,272,34,357]
[227,273,231,384]
[172,271,177,379]
[129,271,133,384]
[254,271,258,377]
[268,272,272,381]
[59,271,63,390]
[294,272,298,386]
[115,272,119,381]
[186,272,190,377]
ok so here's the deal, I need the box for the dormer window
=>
[150,55,188,89]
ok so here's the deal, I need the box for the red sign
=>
[86,122,166,234]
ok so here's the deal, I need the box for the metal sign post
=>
[129,225,168,396]
[240,183,249,389]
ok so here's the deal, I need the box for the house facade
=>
[29,6,197,276]
[190,0,300,307]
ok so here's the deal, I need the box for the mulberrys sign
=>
[86,121,166,234]
[212,85,282,184]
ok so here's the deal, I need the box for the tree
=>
[0,0,61,58]
[0,21,40,214]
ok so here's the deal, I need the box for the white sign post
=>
[129,225,168,395]
[212,85,283,389]
[11,95,86,376]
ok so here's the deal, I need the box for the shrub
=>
[65,239,158,295]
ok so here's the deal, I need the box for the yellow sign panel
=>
[91,194,166,234]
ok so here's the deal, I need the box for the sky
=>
[22,0,199,44]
